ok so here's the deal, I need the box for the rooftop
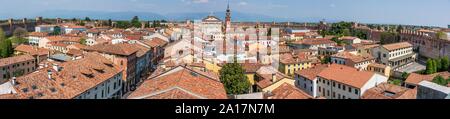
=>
[84,43,139,56]
[361,83,417,99]
[0,54,35,67]
[266,83,313,99]
[317,64,377,88]
[127,66,227,99]
[382,42,413,51]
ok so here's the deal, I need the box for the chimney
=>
[272,73,277,82]
[47,69,53,80]
[11,77,17,85]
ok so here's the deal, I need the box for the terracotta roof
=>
[341,36,359,40]
[66,49,83,56]
[241,63,263,73]
[332,51,374,63]
[279,53,311,64]
[405,72,450,86]
[84,43,139,56]
[127,66,227,99]
[0,54,35,67]
[361,83,417,99]
[45,36,82,42]
[368,63,388,69]
[317,64,376,88]
[132,44,150,57]
[382,42,413,51]
[142,38,168,47]
[5,52,123,99]
[256,66,290,89]
[292,38,336,45]
[68,43,87,50]
[14,44,49,56]
[295,64,328,80]
[266,83,313,99]
[28,32,49,37]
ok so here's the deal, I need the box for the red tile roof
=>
[332,51,374,63]
[14,44,49,56]
[361,83,417,99]
[266,83,313,99]
[127,66,227,99]
[382,42,413,51]
[84,43,139,56]
[0,54,35,67]
[5,53,123,99]
[292,38,336,45]
[295,64,328,80]
[405,72,450,86]
[318,64,376,88]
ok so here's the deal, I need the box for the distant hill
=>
[2,10,337,23]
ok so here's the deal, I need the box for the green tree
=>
[396,25,403,33]
[0,28,5,41]
[432,59,437,73]
[108,19,113,26]
[432,75,448,86]
[79,38,87,45]
[401,72,410,80]
[441,57,449,71]
[426,59,434,74]
[321,56,331,64]
[219,62,251,94]
[85,17,91,22]
[9,36,28,45]
[436,31,448,40]
[116,21,131,28]
[436,58,442,72]
[131,16,141,28]
[13,27,28,38]
[0,39,13,58]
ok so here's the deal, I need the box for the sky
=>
[0,0,449,27]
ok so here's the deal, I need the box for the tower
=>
[225,1,231,29]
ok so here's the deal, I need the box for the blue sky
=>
[0,0,449,27]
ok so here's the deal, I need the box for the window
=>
[333,82,335,87]
[310,87,312,92]
[338,84,341,89]
[333,92,336,98]
[343,96,346,99]
[348,87,352,92]
[318,87,321,92]
[355,89,359,95]
[343,85,346,90]
[338,94,341,99]
[327,90,330,96]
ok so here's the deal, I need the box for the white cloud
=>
[192,0,209,3]
[239,1,248,6]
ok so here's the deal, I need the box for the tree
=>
[9,36,28,45]
[79,38,87,45]
[108,19,113,26]
[85,17,91,22]
[432,75,447,86]
[321,56,331,64]
[396,25,403,33]
[441,57,449,71]
[0,39,13,58]
[219,62,251,94]
[436,31,448,40]
[436,58,442,72]
[116,21,131,28]
[131,16,141,28]
[13,27,28,38]
[426,59,434,74]
[401,72,410,80]
[431,59,437,73]
[0,28,5,41]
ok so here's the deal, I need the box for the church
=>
[199,3,232,41]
